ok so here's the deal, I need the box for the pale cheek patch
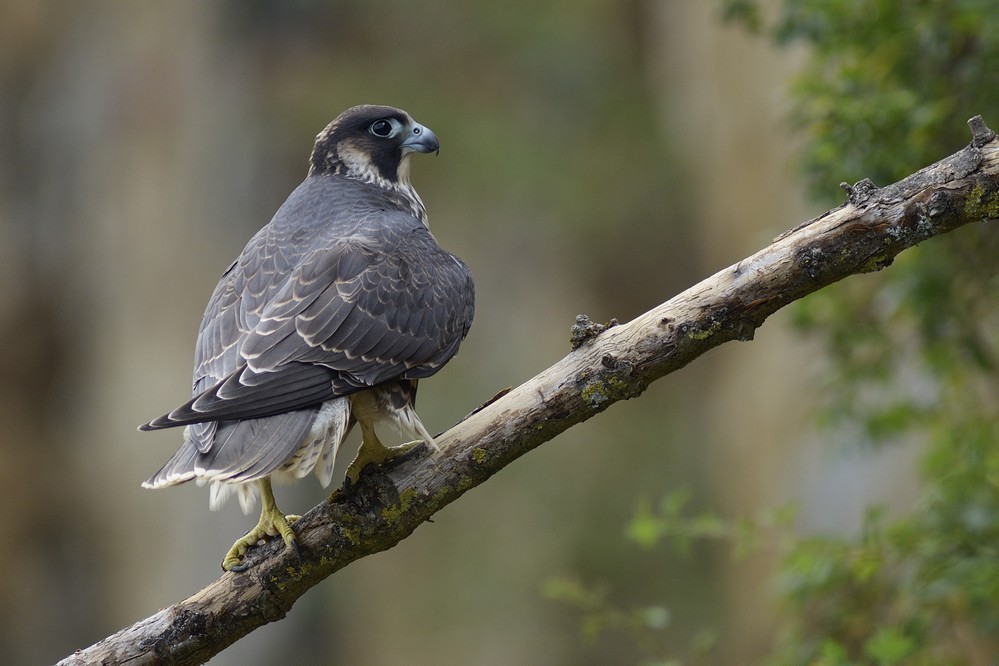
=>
[337,142,376,179]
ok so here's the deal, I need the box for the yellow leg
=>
[222,477,300,572]
[343,423,422,489]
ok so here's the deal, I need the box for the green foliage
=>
[626,488,798,558]
[724,0,999,200]
[550,1,999,663]
[719,0,999,451]
[551,2,999,662]
[604,488,999,664]
[541,575,682,664]
[542,570,720,666]
[721,0,999,661]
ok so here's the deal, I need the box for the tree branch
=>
[61,116,999,665]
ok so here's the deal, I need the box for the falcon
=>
[140,105,474,571]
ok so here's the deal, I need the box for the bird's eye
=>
[369,119,395,137]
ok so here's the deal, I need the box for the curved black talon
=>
[290,538,302,562]
[229,560,251,573]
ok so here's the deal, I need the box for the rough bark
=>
[59,117,999,665]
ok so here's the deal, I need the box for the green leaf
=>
[863,627,915,664]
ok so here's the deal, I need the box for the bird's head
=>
[309,105,440,187]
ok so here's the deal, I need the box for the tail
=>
[141,410,316,489]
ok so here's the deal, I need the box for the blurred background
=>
[3,1,996,664]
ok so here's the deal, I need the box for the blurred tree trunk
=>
[0,3,279,662]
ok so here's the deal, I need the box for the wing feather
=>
[143,176,474,443]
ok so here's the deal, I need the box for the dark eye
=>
[369,119,394,137]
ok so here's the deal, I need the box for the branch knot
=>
[569,314,618,350]
[840,178,878,206]
[968,115,996,147]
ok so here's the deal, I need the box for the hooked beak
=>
[401,123,440,155]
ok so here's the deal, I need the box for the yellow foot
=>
[344,439,423,489]
[222,479,301,572]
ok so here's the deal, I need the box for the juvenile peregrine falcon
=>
[140,105,474,571]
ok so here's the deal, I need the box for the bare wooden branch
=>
[60,117,999,666]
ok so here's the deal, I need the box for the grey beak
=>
[401,123,440,155]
